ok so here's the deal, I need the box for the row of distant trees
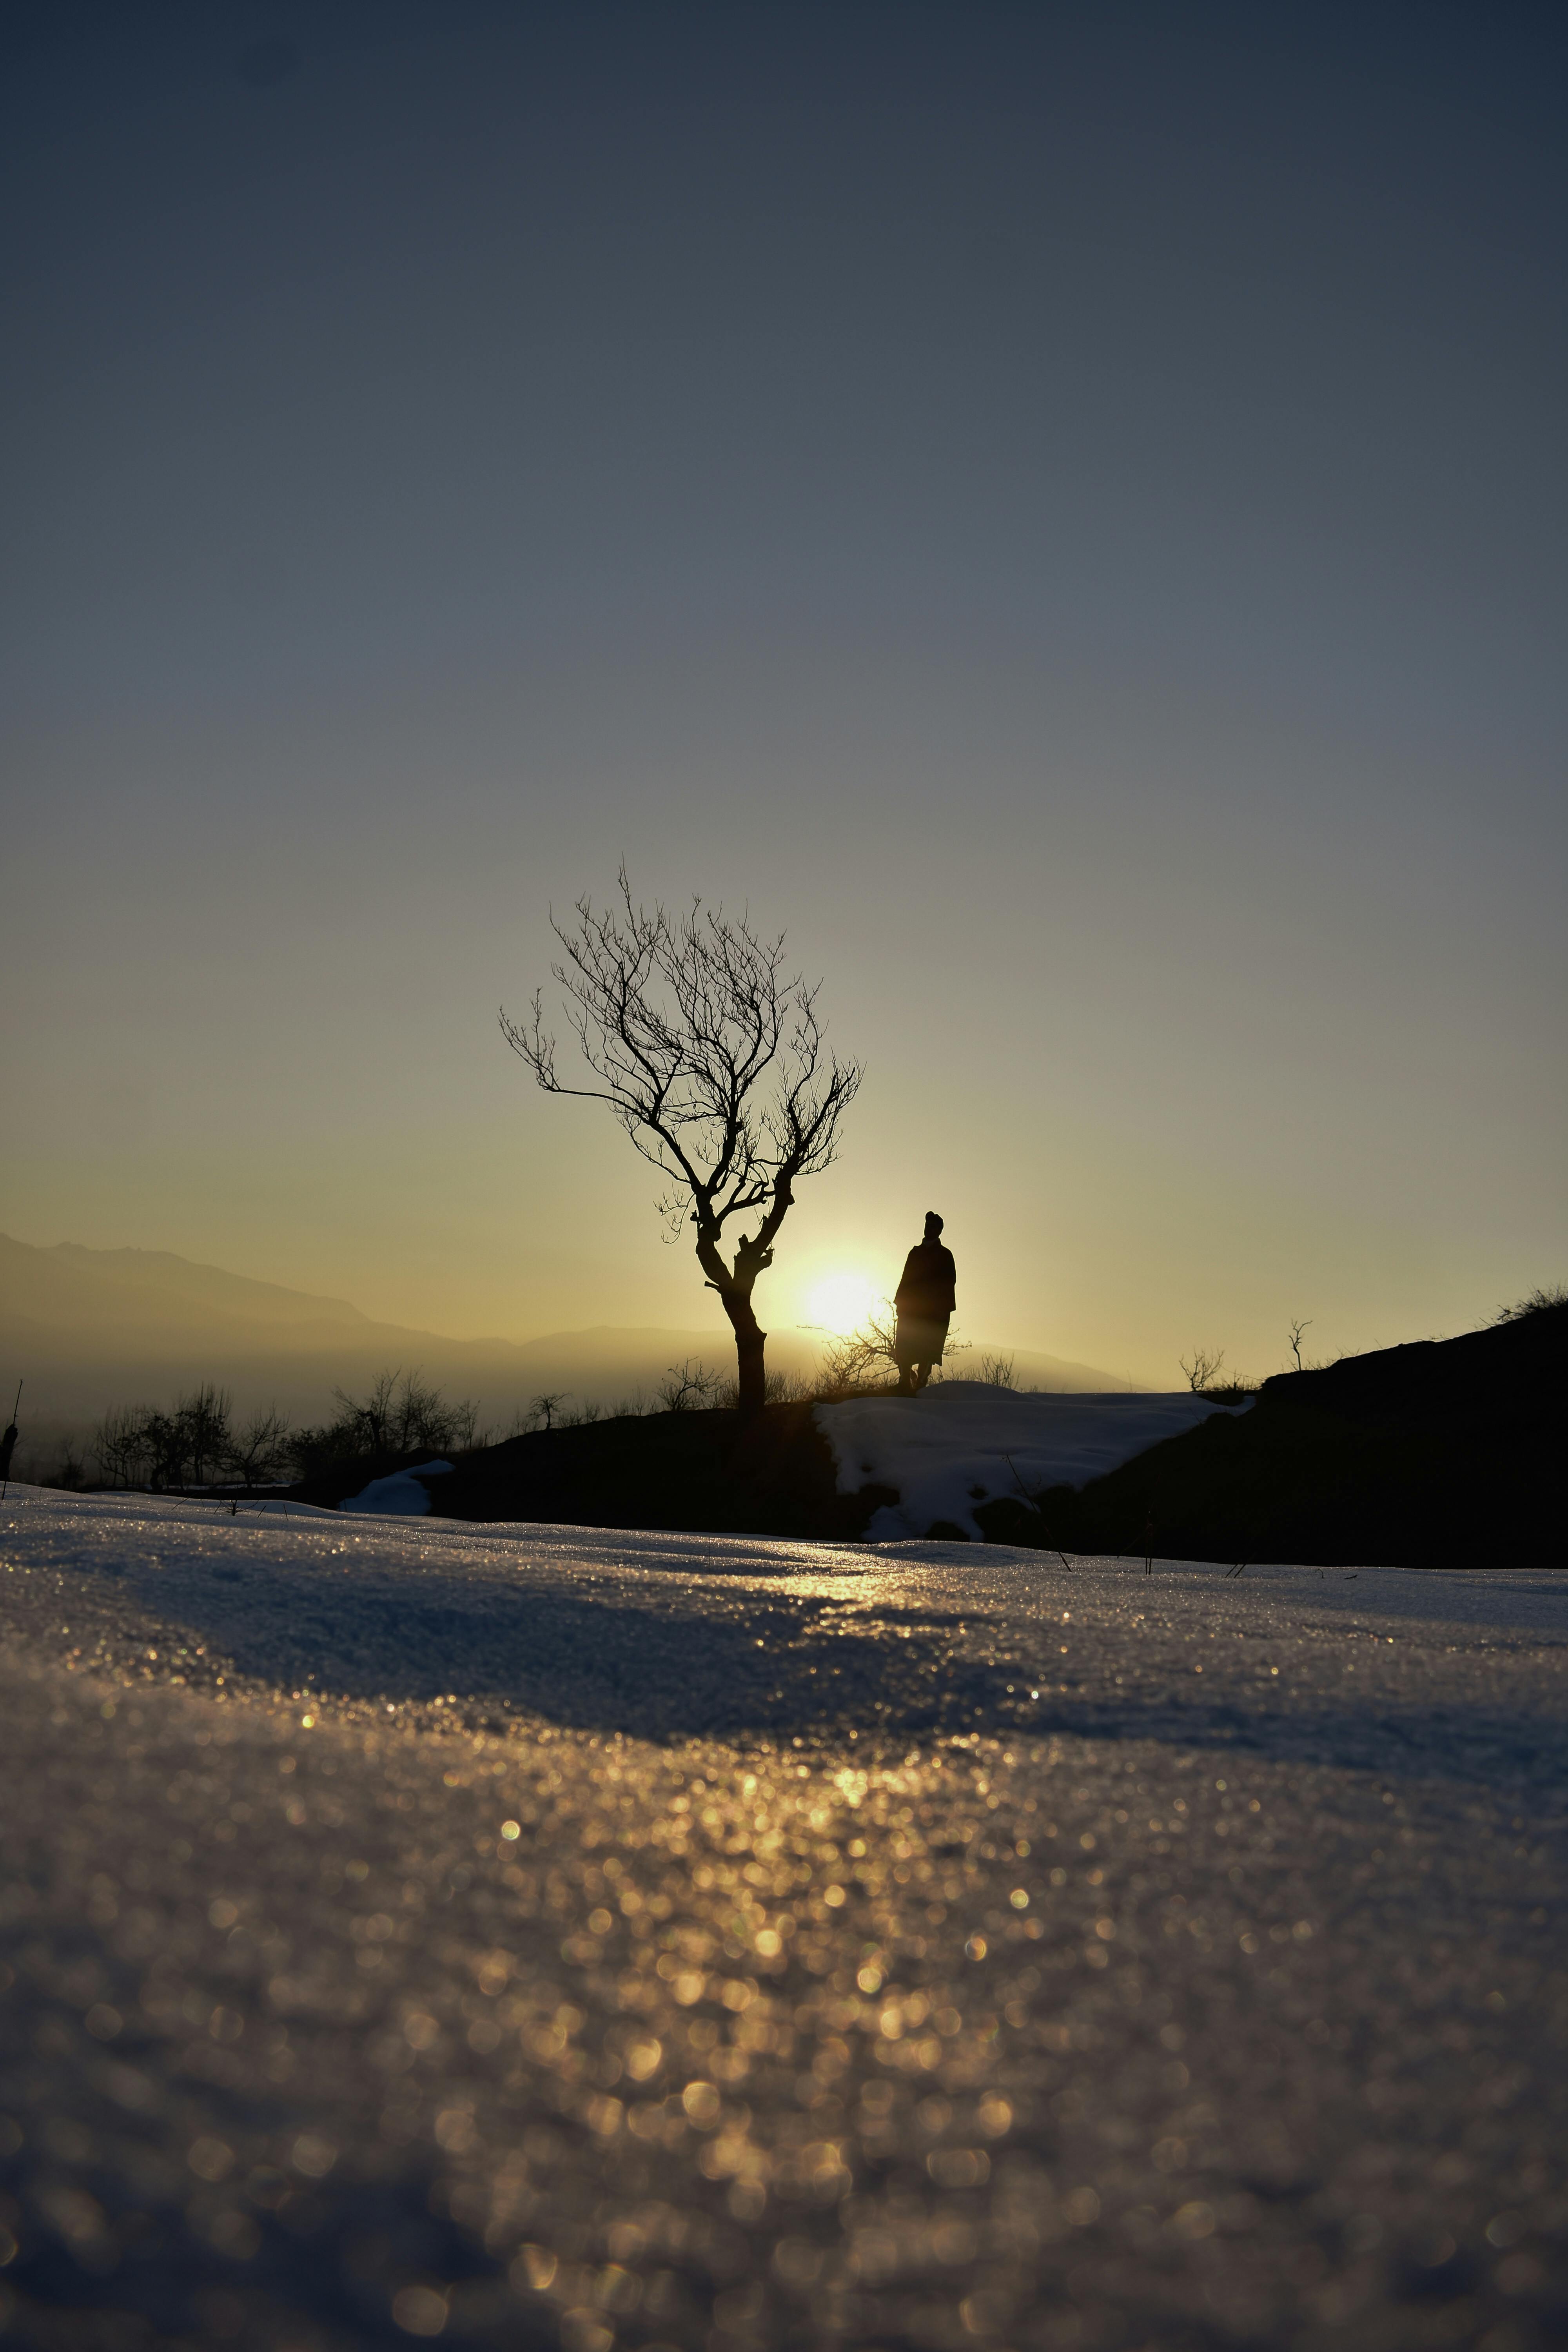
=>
[91,1369,485,1492]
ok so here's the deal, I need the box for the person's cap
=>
[924,1210,944,1232]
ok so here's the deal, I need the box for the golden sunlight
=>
[803,1270,881,1335]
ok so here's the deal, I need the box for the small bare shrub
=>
[1494,1283,1568,1323]
[1178,1347,1225,1393]
[815,1307,973,1399]
[657,1359,726,1412]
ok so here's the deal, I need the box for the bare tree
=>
[979,1352,1017,1389]
[289,1368,478,1476]
[94,1403,152,1488]
[1287,1318,1312,1371]
[224,1405,294,1487]
[528,1390,570,1431]
[44,1442,87,1492]
[328,1368,477,1456]
[329,1368,402,1454]
[1178,1346,1225,1394]
[501,873,862,1416]
[154,1385,232,1486]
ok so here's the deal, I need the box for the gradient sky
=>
[3,0,1564,1386]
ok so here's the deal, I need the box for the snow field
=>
[815,1382,1247,1539]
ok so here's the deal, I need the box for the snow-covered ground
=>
[4,1486,1567,2350]
[341,1457,454,1514]
[815,1381,1243,1538]
[6,1484,1565,1731]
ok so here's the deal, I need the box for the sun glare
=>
[804,1270,880,1336]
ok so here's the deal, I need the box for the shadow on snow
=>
[131,1561,1568,1791]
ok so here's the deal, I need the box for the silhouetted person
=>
[894,1212,956,1394]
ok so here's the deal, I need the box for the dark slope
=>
[421,1402,895,1543]
[977,1302,1568,1568]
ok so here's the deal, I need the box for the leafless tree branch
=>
[501,870,862,1413]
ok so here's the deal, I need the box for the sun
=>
[803,1269,881,1336]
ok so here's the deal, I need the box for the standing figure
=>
[893,1212,957,1394]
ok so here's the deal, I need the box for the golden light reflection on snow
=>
[4,1487,1565,2347]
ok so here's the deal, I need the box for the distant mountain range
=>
[0,1232,1141,1437]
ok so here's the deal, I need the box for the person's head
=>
[924,1211,944,1240]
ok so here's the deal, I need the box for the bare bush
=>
[1494,1283,1568,1324]
[815,1303,901,1397]
[812,1308,972,1399]
[528,1391,570,1432]
[979,1352,1017,1389]
[1178,1347,1226,1394]
[656,1359,726,1412]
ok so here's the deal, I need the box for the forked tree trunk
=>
[722,1292,768,1418]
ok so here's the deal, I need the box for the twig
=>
[1002,1453,1072,1573]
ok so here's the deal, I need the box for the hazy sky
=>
[4,1,1564,1385]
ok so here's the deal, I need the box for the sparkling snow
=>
[4,1485,1566,2350]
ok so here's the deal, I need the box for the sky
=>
[2,0,1564,1387]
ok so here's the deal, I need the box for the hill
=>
[0,1233,744,1431]
[356,1387,1223,1544]
[976,1298,1568,1569]
[0,1234,1131,1441]
[310,1311,1563,1566]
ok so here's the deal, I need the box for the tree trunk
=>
[723,1292,768,1418]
